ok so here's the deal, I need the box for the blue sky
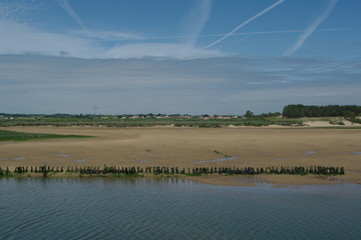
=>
[0,0,360,114]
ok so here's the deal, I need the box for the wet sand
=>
[1,126,361,186]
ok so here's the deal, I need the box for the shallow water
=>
[0,178,361,240]
[11,157,29,160]
[272,157,294,161]
[54,153,72,157]
[305,151,317,154]
[195,156,239,163]
[74,158,87,163]
[138,159,149,162]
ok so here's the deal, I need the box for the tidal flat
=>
[0,126,360,186]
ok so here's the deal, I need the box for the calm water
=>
[1,178,361,240]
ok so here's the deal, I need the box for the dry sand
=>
[304,120,360,127]
[1,126,361,186]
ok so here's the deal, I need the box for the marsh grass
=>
[213,150,231,158]
[0,129,92,141]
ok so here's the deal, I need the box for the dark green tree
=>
[244,110,254,118]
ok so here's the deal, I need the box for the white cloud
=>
[283,0,339,56]
[202,0,285,49]
[0,0,47,22]
[105,43,221,59]
[0,19,221,59]
[1,55,360,114]
[0,20,103,57]
[71,30,144,41]
[0,0,217,59]
[56,0,90,36]
[179,0,212,47]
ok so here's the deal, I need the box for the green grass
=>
[0,129,93,141]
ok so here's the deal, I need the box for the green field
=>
[0,115,302,127]
[0,129,92,142]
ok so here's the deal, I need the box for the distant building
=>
[216,116,231,119]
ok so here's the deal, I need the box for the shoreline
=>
[1,168,349,187]
[0,172,350,187]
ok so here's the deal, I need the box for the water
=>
[1,178,361,240]
[195,156,239,163]
[11,157,29,160]
[75,158,88,163]
[54,153,72,157]
[0,157,29,161]
[305,151,317,154]
[138,160,149,162]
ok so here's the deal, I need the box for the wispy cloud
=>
[180,0,212,48]
[0,19,102,57]
[56,0,90,37]
[200,28,359,38]
[105,43,221,59]
[0,19,219,59]
[0,0,47,22]
[147,28,360,41]
[1,55,360,114]
[202,0,285,49]
[283,0,339,56]
[1,0,356,60]
[71,30,144,41]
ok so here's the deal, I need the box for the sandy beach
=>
[1,126,360,186]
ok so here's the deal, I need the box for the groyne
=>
[0,165,345,178]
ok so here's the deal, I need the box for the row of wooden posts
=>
[0,165,345,177]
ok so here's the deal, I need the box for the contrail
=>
[283,0,339,56]
[57,0,90,37]
[201,0,285,49]
[143,28,361,40]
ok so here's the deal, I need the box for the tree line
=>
[282,104,361,118]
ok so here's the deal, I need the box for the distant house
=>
[216,116,231,119]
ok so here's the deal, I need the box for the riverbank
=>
[1,126,360,186]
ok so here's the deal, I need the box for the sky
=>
[0,0,360,115]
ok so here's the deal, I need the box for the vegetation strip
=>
[282,104,361,118]
[0,117,300,127]
[1,104,360,128]
[0,165,345,177]
[0,129,92,141]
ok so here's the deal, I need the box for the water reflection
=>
[1,178,361,240]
